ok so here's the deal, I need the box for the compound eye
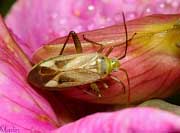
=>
[113,60,116,63]
[100,56,105,59]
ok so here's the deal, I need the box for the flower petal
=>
[30,14,180,105]
[0,16,59,131]
[6,0,180,56]
[53,107,180,133]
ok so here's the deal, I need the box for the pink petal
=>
[53,107,180,133]
[31,14,180,105]
[2,0,180,132]
[5,0,180,57]
[5,0,180,104]
[0,16,59,131]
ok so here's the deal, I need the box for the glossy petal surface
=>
[54,107,180,133]
[0,16,58,132]
[31,14,180,104]
[2,0,180,132]
[6,0,180,57]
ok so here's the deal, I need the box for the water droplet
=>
[72,0,96,19]
[88,5,95,11]
[159,3,165,8]
[143,6,156,16]
[146,7,151,13]
[126,12,137,20]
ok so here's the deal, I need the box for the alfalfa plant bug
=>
[28,13,135,102]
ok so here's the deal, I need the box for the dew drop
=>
[126,12,137,20]
[159,3,165,8]
[143,6,156,15]
[146,7,151,13]
[72,0,96,19]
[88,5,95,11]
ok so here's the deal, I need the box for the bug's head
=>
[110,58,120,72]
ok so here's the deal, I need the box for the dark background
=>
[0,0,15,17]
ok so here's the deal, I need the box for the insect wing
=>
[28,67,101,90]
[49,69,101,89]
[28,53,101,90]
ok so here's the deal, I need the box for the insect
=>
[28,13,134,100]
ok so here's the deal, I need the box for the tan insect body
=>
[28,13,131,98]
[28,52,120,89]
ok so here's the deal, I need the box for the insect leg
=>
[83,13,136,56]
[105,46,114,56]
[83,83,102,97]
[83,89,98,97]
[83,81,108,97]
[104,33,136,57]
[60,31,83,55]
[110,74,131,103]
[118,12,128,60]
[83,35,104,53]
[101,13,128,59]
[109,75,126,93]
[101,81,109,89]
[90,83,102,97]
[119,68,130,102]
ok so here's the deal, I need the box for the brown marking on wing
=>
[58,75,75,83]
[28,65,57,88]
[39,67,57,75]
[54,58,73,69]
[54,69,101,88]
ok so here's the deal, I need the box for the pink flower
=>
[6,0,180,53]
[55,108,180,133]
[29,14,180,105]
[0,0,179,132]
[0,16,58,132]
